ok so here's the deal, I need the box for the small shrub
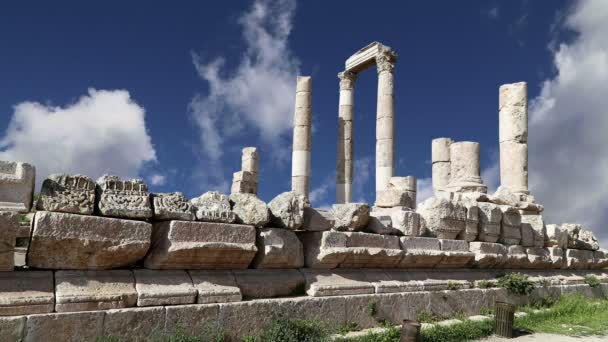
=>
[367,302,378,317]
[477,280,495,289]
[257,318,328,342]
[447,281,461,291]
[584,275,601,288]
[479,306,494,316]
[417,311,440,323]
[337,322,360,335]
[498,272,535,295]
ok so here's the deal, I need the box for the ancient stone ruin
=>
[0,42,607,341]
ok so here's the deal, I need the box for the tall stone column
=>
[292,76,312,198]
[445,141,487,193]
[499,82,529,194]
[336,71,357,204]
[375,49,397,196]
[432,137,452,193]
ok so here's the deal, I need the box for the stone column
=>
[431,138,452,194]
[445,141,487,193]
[292,76,312,198]
[336,71,357,204]
[499,82,529,194]
[375,49,397,196]
[232,147,258,195]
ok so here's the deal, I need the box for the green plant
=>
[417,311,440,323]
[479,306,494,316]
[336,322,360,335]
[367,302,378,317]
[257,318,328,342]
[584,275,601,288]
[447,281,461,291]
[497,272,535,295]
[537,279,551,288]
[477,280,495,289]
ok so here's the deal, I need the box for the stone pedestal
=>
[499,82,529,194]
[336,71,356,204]
[444,142,487,193]
[292,76,312,198]
[432,138,452,194]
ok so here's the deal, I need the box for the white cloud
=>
[189,0,299,190]
[416,177,434,205]
[0,89,156,187]
[149,174,167,186]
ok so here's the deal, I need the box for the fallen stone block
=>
[520,211,546,248]
[188,270,242,304]
[301,207,334,231]
[54,270,137,312]
[331,203,370,231]
[25,311,104,342]
[375,189,415,208]
[566,248,594,269]
[152,192,195,221]
[0,211,18,271]
[499,205,521,245]
[437,239,474,268]
[564,223,599,251]
[229,193,269,227]
[370,206,420,236]
[102,307,165,341]
[233,269,305,299]
[0,316,25,342]
[505,245,529,268]
[417,197,466,239]
[547,247,565,269]
[268,191,306,230]
[526,247,552,269]
[477,202,502,243]
[190,191,236,223]
[133,269,196,306]
[301,269,374,296]
[36,174,95,214]
[0,161,35,212]
[95,175,152,219]
[252,228,304,269]
[0,271,54,316]
[545,224,568,249]
[400,237,444,268]
[27,211,151,269]
[144,221,257,269]
[365,213,395,235]
[469,242,507,268]
[593,249,608,269]
[299,231,403,268]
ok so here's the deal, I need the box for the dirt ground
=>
[479,333,608,341]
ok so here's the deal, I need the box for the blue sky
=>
[1,1,607,244]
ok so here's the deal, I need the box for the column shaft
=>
[292,76,312,197]
[499,82,529,194]
[336,71,356,203]
[375,53,396,195]
[431,137,452,193]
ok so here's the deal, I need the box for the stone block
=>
[593,249,608,269]
[564,223,600,251]
[0,271,54,316]
[252,228,304,269]
[301,269,374,296]
[229,193,269,227]
[24,311,104,342]
[233,269,305,299]
[27,211,151,269]
[526,247,552,269]
[438,239,474,268]
[400,237,444,268]
[36,174,95,214]
[499,205,521,245]
[189,270,242,304]
[152,192,195,221]
[417,197,466,239]
[0,316,25,341]
[164,303,220,336]
[55,270,137,312]
[301,207,334,231]
[331,203,370,231]
[96,175,152,219]
[0,161,35,212]
[566,248,594,269]
[190,191,235,223]
[103,307,165,340]
[547,247,565,269]
[477,202,502,243]
[0,211,18,271]
[469,242,507,268]
[521,211,546,248]
[365,213,396,235]
[144,220,257,269]
[133,269,196,306]
[375,189,415,209]
[458,201,479,242]
[546,224,568,249]
[230,179,258,195]
[371,206,420,236]
[268,191,306,230]
[505,245,529,268]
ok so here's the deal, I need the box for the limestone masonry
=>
[0,41,606,341]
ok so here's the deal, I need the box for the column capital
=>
[376,48,397,74]
[338,71,357,90]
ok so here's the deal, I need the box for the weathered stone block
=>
[55,270,137,312]
[27,211,151,269]
[144,221,257,269]
[505,245,529,268]
[301,207,334,231]
[233,269,304,299]
[566,248,594,269]
[0,271,54,316]
[229,193,269,227]
[188,270,242,304]
[526,247,552,269]
[96,175,152,219]
[417,197,466,239]
[375,189,416,208]
[230,179,258,195]
[547,247,565,269]
[190,191,235,223]
[24,311,104,342]
[400,237,444,268]
[477,202,502,243]
[301,269,374,296]
[331,203,370,231]
[103,307,165,340]
[133,269,196,306]
[252,228,304,269]
[0,316,25,341]
[152,192,195,221]
[499,205,521,245]
[36,174,95,214]
[164,303,220,336]
[0,161,35,212]
[438,239,474,268]
[521,211,546,248]
[458,201,479,242]
[564,223,599,251]
[0,211,18,271]
[469,242,507,268]
[545,224,568,249]
[593,249,608,269]
[268,191,306,230]
[370,206,419,236]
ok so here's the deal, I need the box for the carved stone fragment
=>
[190,191,235,223]
[331,203,370,231]
[96,175,152,219]
[0,160,35,212]
[417,197,466,239]
[229,193,269,227]
[563,223,599,251]
[268,191,307,230]
[37,174,95,214]
[152,192,195,221]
